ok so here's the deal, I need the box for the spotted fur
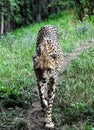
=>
[33,25,63,129]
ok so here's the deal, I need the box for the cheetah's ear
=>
[51,54,57,60]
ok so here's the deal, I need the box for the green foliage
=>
[76,22,90,36]
[0,0,94,36]
[0,86,35,108]
[0,12,94,130]
[0,12,94,109]
[53,48,94,129]
[14,118,30,130]
[0,30,36,108]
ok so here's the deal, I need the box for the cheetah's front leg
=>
[37,82,48,111]
[45,79,56,129]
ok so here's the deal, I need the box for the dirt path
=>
[27,40,94,130]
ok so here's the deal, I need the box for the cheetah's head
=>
[33,54,57,83]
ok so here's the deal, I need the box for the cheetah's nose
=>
[42,78,46,83]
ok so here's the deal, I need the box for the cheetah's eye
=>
[47,68,51,72]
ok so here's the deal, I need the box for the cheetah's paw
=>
[45,122,55,130]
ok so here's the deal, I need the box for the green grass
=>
[53,48,94,130]
[0,11,94,130]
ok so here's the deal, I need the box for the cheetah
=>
[33,25,63,129]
